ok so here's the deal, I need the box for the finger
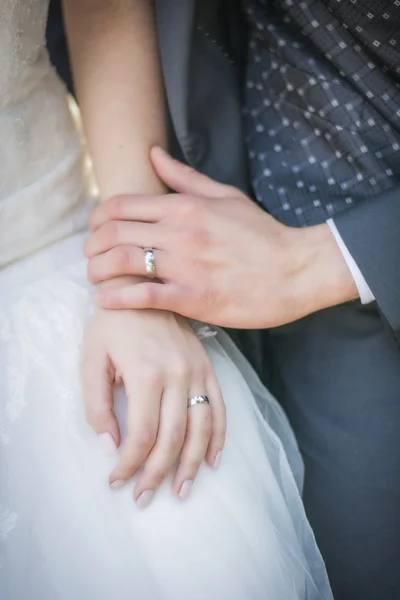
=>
[84,221,164,258]
[173,393,212,499]
[150,146,236,199]
[95,281,186,314]
[80,350,120,452]
[205,372,226,469]
[109,368,162,486]
[89,195,169,231]
[133,384,188,507]
[87,246,170,284]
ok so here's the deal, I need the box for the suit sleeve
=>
[333,187,400,343]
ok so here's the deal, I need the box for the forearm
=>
[62,0,167,200]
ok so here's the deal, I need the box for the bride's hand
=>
[81,307,226,507]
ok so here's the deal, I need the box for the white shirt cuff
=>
[327,218,375,305]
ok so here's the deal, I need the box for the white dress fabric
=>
[0,2,333,599]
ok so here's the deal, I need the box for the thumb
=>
[150,146,233,198]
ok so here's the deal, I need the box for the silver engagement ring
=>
[187,395,210,408]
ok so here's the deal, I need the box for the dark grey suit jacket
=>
[47,0,400,343]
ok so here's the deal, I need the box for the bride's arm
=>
[61,0,226,505]
[62,0,167,200]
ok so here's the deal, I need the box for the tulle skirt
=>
[0,231,332,599]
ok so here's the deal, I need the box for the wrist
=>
[287,223,359,316]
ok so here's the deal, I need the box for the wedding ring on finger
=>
[187,395,210,409]
[144,248,156,278]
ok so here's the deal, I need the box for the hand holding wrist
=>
[86,148,360,328]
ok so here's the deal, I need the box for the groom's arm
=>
[84,152,400,341]
[333,188,400,343]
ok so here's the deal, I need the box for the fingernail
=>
[136,490,155,510]
[110,479,125,490]
[98,433,117,456]
[179,480,193,501]
[213,451,222,469]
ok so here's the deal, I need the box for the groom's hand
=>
[85,147,358,328]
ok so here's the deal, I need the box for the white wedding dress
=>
[0,2,333,599]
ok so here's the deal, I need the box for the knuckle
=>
[182,455,202,474]
[168,194,183,213]
[170,357,190,380]
[182,195,198,212]
[189,366,203,382]
[143,468,167,490]
[84,237,93,258]
[190,226,211,249]
[142,466,166,489]
[212,402,227,440]
[88,208,98,231]
[178,196,202,220]
[214,421,227,442]
[192,361,211,381]
[136,425,157,449]
[86,258,99,283]
[220,401,227,419]
[199,418,212,439]
[165,427,185,453]
[139,364,163,388]
[181,164,198,179]
[184,165,197,177]
[85,406,112,431]
[212,402,226,428]
[116,456,141,477]
[103,221,119,245]
[219,419,227,439]
[115,245,132,270]
[214,396,227,417]
[107,195,124,219]
[142,283,159,307]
